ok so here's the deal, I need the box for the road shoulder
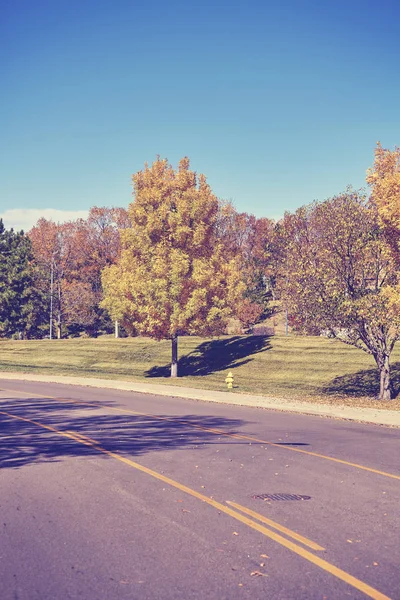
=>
[0,372,399,427]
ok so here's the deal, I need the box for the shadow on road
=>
[273,442,310,446]
[145,335,271,378]
[323,362,400,398]
[0,396,247,470]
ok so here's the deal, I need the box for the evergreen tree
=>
[0,220,45,338]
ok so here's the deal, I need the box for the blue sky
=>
[1,0,399,230]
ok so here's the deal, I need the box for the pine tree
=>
[0,220,45,338]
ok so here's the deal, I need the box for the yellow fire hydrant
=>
[225,371,234,390]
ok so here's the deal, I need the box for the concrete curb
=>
[0,372,399,427]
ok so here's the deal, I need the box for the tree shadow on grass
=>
[323,362,400,398]
[145,335,272,378]
[0,396,247,470]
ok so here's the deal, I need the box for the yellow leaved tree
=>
[101,157,245,377]
[367,142,400,258]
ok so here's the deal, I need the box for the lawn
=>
[1,334,400,409]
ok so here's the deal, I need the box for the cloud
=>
[0,208,89,232]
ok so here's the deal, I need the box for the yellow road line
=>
[0,407,391,600]
[1,386,400,481]
[65,431,100,445]
[226,500,325,551]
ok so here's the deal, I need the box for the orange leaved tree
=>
[101,157,245,377]
[216,202,276,327]
[29,218,76,338]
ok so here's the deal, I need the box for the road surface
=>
[0,380,399,599]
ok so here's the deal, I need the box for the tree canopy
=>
[277,191,400,399]
[216,202,276,326]
[367,142,400,259]
[29,207,129,337]
[101,157,245,376]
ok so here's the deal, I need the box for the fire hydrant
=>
[225,371,234,390]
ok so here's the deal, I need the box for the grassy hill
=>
[1,334,400,409]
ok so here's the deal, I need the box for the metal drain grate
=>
[252,493,311,501]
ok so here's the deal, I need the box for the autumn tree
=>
[367,142,400,258]
[29,207,129,337]
[29,219,76,338]
[62,280,97,331]
[101,157,245,376]
[217,202,275,328]
[278,191,400,400]
[70,207,130,289]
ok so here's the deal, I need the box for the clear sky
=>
[1,0,399,230]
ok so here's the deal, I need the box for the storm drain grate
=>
[252,493,311,501]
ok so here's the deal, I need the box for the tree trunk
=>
[57,282,62,339]
[171,334,178,378]
[378,353,392,400]
[57,312,62,339]
[49,261,54,339]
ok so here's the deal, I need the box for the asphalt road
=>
[0,380,399,600]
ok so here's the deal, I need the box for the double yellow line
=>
[0,407,391,600]
[2,386,398,481]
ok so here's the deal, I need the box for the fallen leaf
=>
[260,554,270,559]
[373,562,379,566]
[182,509,190,513]
[233,531,239,536]
[250,571,267,577]
[347,539,353,543]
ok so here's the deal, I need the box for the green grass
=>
[1,334,400,409]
